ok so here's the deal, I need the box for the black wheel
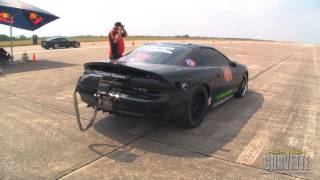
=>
[234,74,248,98]
[175,86,208,128]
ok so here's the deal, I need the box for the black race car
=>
[41,37,80,49]
[75,43,248,128]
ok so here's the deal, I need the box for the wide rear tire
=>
[175,86,208,128]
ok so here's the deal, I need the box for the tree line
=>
[0,34,29,41]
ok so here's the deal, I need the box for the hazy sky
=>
[0,0,319,43]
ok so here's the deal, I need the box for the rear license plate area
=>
[101,96,113,110]
[97,83,113,110]
[97,83,110,96]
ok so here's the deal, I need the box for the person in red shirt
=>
[108,22,128,60]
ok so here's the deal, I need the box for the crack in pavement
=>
[143,138,307,180]
[249,55,292,81]
[55,123,168,179]
[0,89,92,122]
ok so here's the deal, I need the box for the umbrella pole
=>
[10,24,13,62]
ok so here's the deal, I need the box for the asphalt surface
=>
[0,40,319,179]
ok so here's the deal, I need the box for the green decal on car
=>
[215,90,233,101]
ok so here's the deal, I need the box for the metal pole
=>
[10,24,13,62]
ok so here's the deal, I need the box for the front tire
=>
[234,74,248,98]
[175,86,208,128]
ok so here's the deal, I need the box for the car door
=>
[196,48,235,102]
[59,38,69,47]
[210,49,240,92]
[196,48,224,101]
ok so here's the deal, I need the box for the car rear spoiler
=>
[84,61,172,85]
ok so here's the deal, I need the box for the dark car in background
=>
[76,43,248,128]
[41,37,80,49]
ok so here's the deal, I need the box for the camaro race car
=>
[75,43,248,128]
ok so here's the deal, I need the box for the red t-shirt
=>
[108,29,125,59]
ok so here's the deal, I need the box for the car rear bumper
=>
[79,92,186,119]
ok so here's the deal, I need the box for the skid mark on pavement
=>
[304,46,320,160]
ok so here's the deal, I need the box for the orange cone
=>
[131,40,135,46]
[32,53,36,62]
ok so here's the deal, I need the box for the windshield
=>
[46,37,59,41]
[119,44,192,65]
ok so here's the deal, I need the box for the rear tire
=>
[234,74,248,98]
[175,86,208,128]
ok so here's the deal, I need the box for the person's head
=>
[114,22,124,30]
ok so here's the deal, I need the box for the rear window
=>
[119,44,192,65]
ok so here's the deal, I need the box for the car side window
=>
[197,48,229,67]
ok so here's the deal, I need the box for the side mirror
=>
[229,61,237,67]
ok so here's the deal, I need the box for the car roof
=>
[143,42,212,49]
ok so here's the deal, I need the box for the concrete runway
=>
[0,40,319,179]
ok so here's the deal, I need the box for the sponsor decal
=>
[185,59,196,67]
[222,66,232,82]
[208,96,212,105]
[215,90,232,101]
[0,11,14,24]
[27,12,43,25]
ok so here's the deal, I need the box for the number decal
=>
[222,67,232,82]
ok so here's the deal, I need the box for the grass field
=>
[0,36,275,47]
[0,40,32,47]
